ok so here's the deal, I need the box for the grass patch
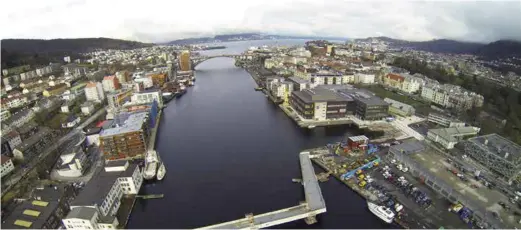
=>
[358,85,433,115]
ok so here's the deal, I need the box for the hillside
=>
[1,38,153,70]
[475,40,521,59]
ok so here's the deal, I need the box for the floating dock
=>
[196,152,326,229]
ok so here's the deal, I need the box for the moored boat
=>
[157,162,166,180]
[367,201,395,224]
[143,150,159,180]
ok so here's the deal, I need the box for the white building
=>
[56,146,89,178]
[81,102,96,115]
[102,76,119,92]
[85,82,106,103]
[427,126,481,149]
[354,73,375,84]
[1,110,11,121]
[130,89,163,107]
[65,161,143,230]
[342,74,355,84]
[401,74,424,94]
[1,155,15,178]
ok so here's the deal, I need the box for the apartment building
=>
[107,89,133,109]
[401,74,424,94]
[384,98,415,117]
[131,89,163,107]
[383,73,405,89]
[85,82,106,103]
[1,155,15,178]
[4,108,35,129]
[13,127,53,162]
[99,112,150,160]
[288,77,310,91]
[421,83,484,110]
[354,73,376,84]
[63,161,143,229]
[102,76,121,92]
[43,83,68,97]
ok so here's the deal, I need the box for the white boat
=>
[157,162,166,181]
[143,150,159,180]
[180,85,186,91]
[188,81,194,86]
[308,125,316,129]
[367,201,395,224]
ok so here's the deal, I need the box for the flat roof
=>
[65,207,97,220]
[292,88,352,104]
[288,77,309,84]
[339,88,388,106]
[71,163,138,206]
[2,199,59,229]
[15,128,52,152]
[384,98,414,111]
[99,112,148,137]
[467,134,521,162]
[390,140,426,155]
[429,127,480,142]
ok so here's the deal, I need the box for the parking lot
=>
[410,149,521,228]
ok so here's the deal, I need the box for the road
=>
[1,108,106,196]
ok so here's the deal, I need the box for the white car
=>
[402,167,409,173]
[391,159,397,164]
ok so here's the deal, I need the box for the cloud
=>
[1,0,520,43]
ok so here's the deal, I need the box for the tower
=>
[167,59,176,81]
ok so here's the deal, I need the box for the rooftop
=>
[338,88,388,106]
[99,112,148,137]
[1,155,11,164]
[15,127,52,152]
[429,127,480,142]
[467,134,521,162]
[384,98,415,112]
[71,162,137,206]
[1,199,59,229]
[65,207,96,220]
[292,88,352,103]
[390,140,426,155]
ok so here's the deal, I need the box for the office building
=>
[384,98,415,117]
[179,51,192,71]
[2,199,69,229]
[290,88,354,120]
[427,113,466,128]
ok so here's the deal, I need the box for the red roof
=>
[1,155,11,164]
[86,82,98,88]
[385,73,405,82]
[103,75,116,80]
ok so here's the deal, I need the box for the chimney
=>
[505,152,510,159]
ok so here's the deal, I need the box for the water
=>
[127,40,392,229]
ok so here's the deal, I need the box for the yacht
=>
[143,150,159,180]
[367,201,395,224]
[157,162,166,181]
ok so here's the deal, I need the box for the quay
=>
[196,151,326,229]
[137,194,164,199]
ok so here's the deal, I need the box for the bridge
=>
[196,151,327,229]
[191,54,250,68]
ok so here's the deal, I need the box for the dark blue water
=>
[127,40,391,229]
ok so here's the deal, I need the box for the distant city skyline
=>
[2,0,521,43]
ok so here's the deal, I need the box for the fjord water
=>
[127,40,392,229]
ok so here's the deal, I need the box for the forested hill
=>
[1,38,153,69]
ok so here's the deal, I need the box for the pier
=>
[196,151,326,229]
[137,194,164,199]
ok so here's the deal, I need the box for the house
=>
[1,155,15,178]
[3,130,23,151]
[81,101,96,115]
[55,146,90,178]
[1,95,28,109]
[427,126,481,149]
[62,115,81,128]
[43,83,68,97]
[383,73,405,89]
[63,161,143,229]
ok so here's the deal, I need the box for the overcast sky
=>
[1,0,521,43]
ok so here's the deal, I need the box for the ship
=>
[367,201,395,224]
[157,162,166,181]
[143,150,159,180]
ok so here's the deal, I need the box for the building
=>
[3,130,23,151]
[179,50,192,71]
[107,89,133,109]
[55,145,90,178]
[427,113,466,128]
[427,126,481,149]
[288,77,310,91]
[290,88,354,120]
[84,127,102,147]
[81,101,96,115]
[62,115,81,128]
[13,127,53,162]
[149,73,168,88]
[1,95,28,109]
[102,76,121,92]
[383,73,405,89]
[2,199,69,229]
[353,73,375,84]
[401,74,424,94]
[85,82,106,103]
[337,87,389,120]
[99,112,150,160]
[43,83,68,97]
[62,64,87,76]
[4,108,36,129]
[64,161,143,229]
[1,155,15,177]
[1,110,11,121]
[384,98,415,117]
[421,83,483,110]
[464,134,521,183]
[115,71,130,84]
[131,89,163,107]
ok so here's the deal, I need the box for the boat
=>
[188,81,194,86]
[157,162,166,181]
[308,125,316,129]
[143,150,159,180]
[254,87,263,91]
[367,201,395,224]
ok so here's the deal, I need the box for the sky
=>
[1,0,521,43]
